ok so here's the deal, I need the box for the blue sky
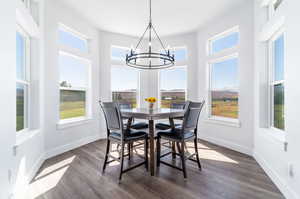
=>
[16,32,25,80]
[59,54,88,87]
[160,68,186,90]
[212,32,239,53]
[274,35,284,81]
[212,58,238,90]
[111,67,138,91]
[59,29,88,52]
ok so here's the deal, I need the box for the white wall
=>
[253,0,300,198]
[43,0,102,158]
[12,1,46,198]
[0,1,16,198]
[196,2,255,155]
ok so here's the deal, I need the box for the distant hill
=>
[211,90,238,100]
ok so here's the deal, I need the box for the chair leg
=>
[180,141,187,178]
[102,139,110,173]
[194,138,202,171]
[172,141,176,159]
[119,143,125,181]
[176,142,181,153]
[145,137,148,170]
[156,136,161,167]
[128,143,131,160]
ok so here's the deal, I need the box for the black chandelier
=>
[126,0,175,70]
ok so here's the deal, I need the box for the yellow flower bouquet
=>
[145,97,157,110]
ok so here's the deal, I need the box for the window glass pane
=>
[211,58,238,90]
[211,32,239,54]
[111,46,130,60]
[174,48,187,61]
[16,83,27,131]
[111,67,138,108]
[58,28,88,52]
[211,57,238,119]
[274,34,284,81]
[60,90,86,119]
[16,31,26,80]
[211,90,238,119]
[59,54,89,88]
[160,67,186,108]
[274,83,284,130]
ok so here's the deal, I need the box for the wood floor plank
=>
[28,139,285,199]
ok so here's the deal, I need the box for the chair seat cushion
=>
[130,122,149,129]
[155,123,181,130]
[157,128,194,140]
[109,129,147,141]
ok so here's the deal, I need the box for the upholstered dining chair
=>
[155,101,188,130]
[100,101,148,181]
[156,101,205,178]
[119,102,149,130]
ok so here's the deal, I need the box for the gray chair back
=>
[100,101,125,138]
[119,102,132,109]
[170,102,186,109]
[181,101,205,134]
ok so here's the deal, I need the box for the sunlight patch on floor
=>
[28,155,76,199]
[185,142,239,164]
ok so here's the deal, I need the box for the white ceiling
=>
[60,0,247,37]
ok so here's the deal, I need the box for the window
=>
[209,27,239,55]
[111,46,130,61]
[270,32,285,131]
[58,25,88,53]
[207,27,239,123]
[209,56,239,120]
[111,66,139,108]
[16,27,30,132]
[160,67,187,108]
[173,47,187,62]
[58,25,91,121]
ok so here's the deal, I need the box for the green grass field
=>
[60,101,85,119]
[160,92,185,108]
[274,104,284,130]
[17,97,24,131]
[212,99,238,119]
[60,90,86,120]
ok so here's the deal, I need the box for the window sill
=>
[15,129,41,147]
[204,117,241,128]
[57,117,93,130]
[265,127,286,143]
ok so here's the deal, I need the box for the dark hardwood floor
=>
[28,139,284,199]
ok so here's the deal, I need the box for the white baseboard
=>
[45,134,104,159]
[253,151,299,199]
[28,154,45,182]
[198,134,253,156]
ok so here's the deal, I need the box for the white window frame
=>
[58,23,90,56]
[110,64,141,108]
[207,54,239,124]
[159,65,187,108]
[16,25,31,133]
[268,28,285,132]
[58,25,92,123]
[207,26,239,56]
